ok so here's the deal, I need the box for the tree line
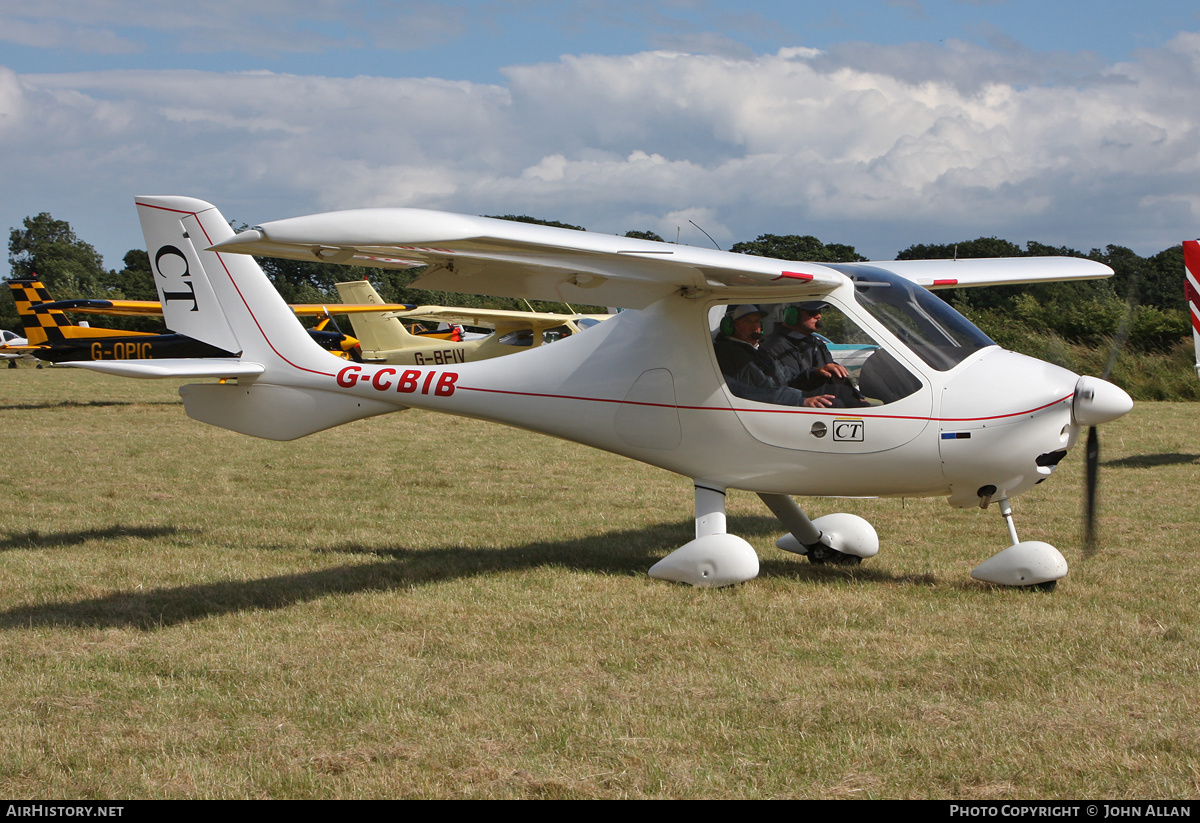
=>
[4,211,1194,399]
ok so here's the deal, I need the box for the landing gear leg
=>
[970,497,1068,588]
[647,483,759,587]
[758,493,878,565]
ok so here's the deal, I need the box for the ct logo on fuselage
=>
[153,245,199,312]
[832,418,864,442]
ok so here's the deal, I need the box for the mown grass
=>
[0,368,1197,798]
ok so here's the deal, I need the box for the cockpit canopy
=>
[834,266,996,371]
[710,269,997,410]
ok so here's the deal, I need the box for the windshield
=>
[829,265,995,371]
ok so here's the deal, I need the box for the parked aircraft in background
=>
[5,279,365,363]
[0,328,31,367]
[333,278,608,366]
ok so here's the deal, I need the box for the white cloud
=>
[3,32,1200,266]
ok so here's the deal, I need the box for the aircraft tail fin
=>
[125,197,386,440]
[334,279,419,354]
[9,279,72,345]
[134,196,334,375]
[1185,240,1200,380]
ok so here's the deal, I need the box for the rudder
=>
[9,279,70,345]
[136,196,335,376]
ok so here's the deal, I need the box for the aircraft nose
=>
[1072,376,1133,427]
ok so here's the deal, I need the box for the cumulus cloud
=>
[3,33,1200,265]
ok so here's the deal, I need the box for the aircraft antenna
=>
[689,220,722,251]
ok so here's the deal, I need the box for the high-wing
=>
[210,208,847,309]
[827,257,1112,289]
[35,298,418,318]
[210,207,1113,309]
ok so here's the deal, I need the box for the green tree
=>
[87,250,163,333]
[486,215,586,232]
[1144,245,1184,312]
[109,249,158,302]
[730,234,867,263]
[895,237,1109,316]
[896,237,1023,260]
[3,213,111,336]
[898,237,1189,354]
[624,230,665,242]
[8,213,107,298]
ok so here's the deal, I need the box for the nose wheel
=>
[970,497,1068,588]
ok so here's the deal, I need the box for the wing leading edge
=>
[209,207,1114,308]
[209,208,847,309]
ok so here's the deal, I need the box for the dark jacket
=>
[713,335,806,405]
[760,329,867,407]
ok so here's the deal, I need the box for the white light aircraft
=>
[0,329,31,366]
[70,196,1133,589]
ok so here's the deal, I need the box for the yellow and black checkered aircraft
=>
[6,279,362,363]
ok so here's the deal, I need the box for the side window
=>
[711,302,922,408]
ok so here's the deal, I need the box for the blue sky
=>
[6,1,1197,78]
[3,1,1200,268]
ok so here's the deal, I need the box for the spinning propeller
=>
[1076,294,1136,556]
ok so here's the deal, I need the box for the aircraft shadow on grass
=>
[0,524,193,552]
[0,516,935,631]
[0,399,179,412]
[1102,453,1200,469]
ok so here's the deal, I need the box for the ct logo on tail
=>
[153,245,199,312]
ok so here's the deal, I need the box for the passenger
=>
[713,305,807,405]
[761,302,867,408]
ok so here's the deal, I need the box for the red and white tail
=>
[1185,240,1200,380]
[111,197,395,440]
[135,196,333,375]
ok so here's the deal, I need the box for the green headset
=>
[719,305,762,337]
[782,302,827,326]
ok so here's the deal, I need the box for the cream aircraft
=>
[332,278,608,366]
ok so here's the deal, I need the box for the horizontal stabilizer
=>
[180,383,401,440]
[63,359,265,380]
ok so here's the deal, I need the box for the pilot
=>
[713,305,807,406]
[761,302,867,408]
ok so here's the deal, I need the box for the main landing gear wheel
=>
[806,544,863,566]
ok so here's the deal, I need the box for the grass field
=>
[1,367,1197,799]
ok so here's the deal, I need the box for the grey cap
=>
[729,304,762,320]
